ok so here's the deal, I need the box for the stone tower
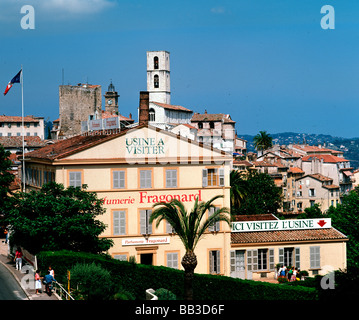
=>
[59,84,101,138]
[147,51,170,104]
[104,81,119,114]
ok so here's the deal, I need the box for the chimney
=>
[139,91,149,126]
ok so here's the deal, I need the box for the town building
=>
[231,214,347,280]
[0,115,45,139]
[294,174,340,213]
[59,83,102,139]
[23,91,233,276]
[191,111,236,153]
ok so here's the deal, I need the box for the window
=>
[209,122,215,129]
[114,254,128,261]
[69,171,82,188]
[309,188,316,197]
[310,246,320,269]
[166,169,177,188]
[208,207,220,232]
[154,75,159,88]
[257,249,267,270]
[209,250,221,274]
[154,56,159,69]
[113,210,126,235]
[166,220,176,234]
[113,170,125,189]
[198,122,203,129]
[149,108,155,122]
[140,170,152,188]
[208,169,217,186]
[140,209,152,235]
[166,252,179,269]
[202,168,225,187]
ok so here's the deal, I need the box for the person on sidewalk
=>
[44,270,56,295]
[35,270,42,294]
[14,248,23,271]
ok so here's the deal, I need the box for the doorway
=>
[140,253,153,265]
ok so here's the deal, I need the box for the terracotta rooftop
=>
[234,214,279,221]
[0,115,42,122]
[301,154,349,163]
[288,167,304,174]
[151,102,193,113]
[231,228,347,244]
[101,110,134,122]
[24,130,126,161]
[0,136,47,148]
[191,113,235,123]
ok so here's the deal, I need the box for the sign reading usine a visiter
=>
[231,218,331,233]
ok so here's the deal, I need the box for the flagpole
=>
[21,65,25,191]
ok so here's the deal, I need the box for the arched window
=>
[154,75,159,88]
[154,56,159,69]
[149,108,155,122]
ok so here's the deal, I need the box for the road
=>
[0,262,28,300]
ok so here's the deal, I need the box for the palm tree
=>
[253,131,273,155]
[230,170,248,214]
[149,195,230,300]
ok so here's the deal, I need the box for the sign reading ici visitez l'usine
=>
[231,218,332,233]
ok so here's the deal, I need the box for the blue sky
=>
[0,0,358,138]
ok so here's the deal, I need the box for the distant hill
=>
[238,132,359,169]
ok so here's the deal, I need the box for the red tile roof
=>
[0,115,41,122]
[191,113,235,123]
[288,167,304,174]
[0,136,47,148]
[301,154,349,163]
[151,102,193,113]
[231,228,347,244]
[24,131,126,161]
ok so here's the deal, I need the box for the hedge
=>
[37,250,318,300]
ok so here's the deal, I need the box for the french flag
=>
[3,69,22,96]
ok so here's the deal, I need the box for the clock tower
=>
[104,81,119,114]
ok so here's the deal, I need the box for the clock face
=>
[108,99,113,105]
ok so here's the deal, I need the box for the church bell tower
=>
[104,81,119,114]
[147,51,171,104]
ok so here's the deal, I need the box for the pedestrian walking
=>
[14,248,23,271]
[44,270,57,296]
[48,265,55,278]
[35,270,42,294]
[4,228,8,244]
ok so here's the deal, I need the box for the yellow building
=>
[24,124,233,276]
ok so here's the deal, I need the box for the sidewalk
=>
[0,241,59,300]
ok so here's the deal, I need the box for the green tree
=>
[236,171,282,215]
[149,195,230,300]
[253,131,273,154]
[0,145,15,211]
[327,188,359,268]
[230,170,248,214]
[297,203,323,219]
[6,182,113,254]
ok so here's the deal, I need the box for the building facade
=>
[0,115,45,139]
[231,215,347,281]
[24,123,233,276]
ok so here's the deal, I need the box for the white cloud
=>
[40,0,115,15]
[211,6,226,14]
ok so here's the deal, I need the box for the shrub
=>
[70,262,113,300]
[155,288,177,300]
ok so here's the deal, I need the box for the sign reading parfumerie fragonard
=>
[231,218,331,232]
[126,138,165,155]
